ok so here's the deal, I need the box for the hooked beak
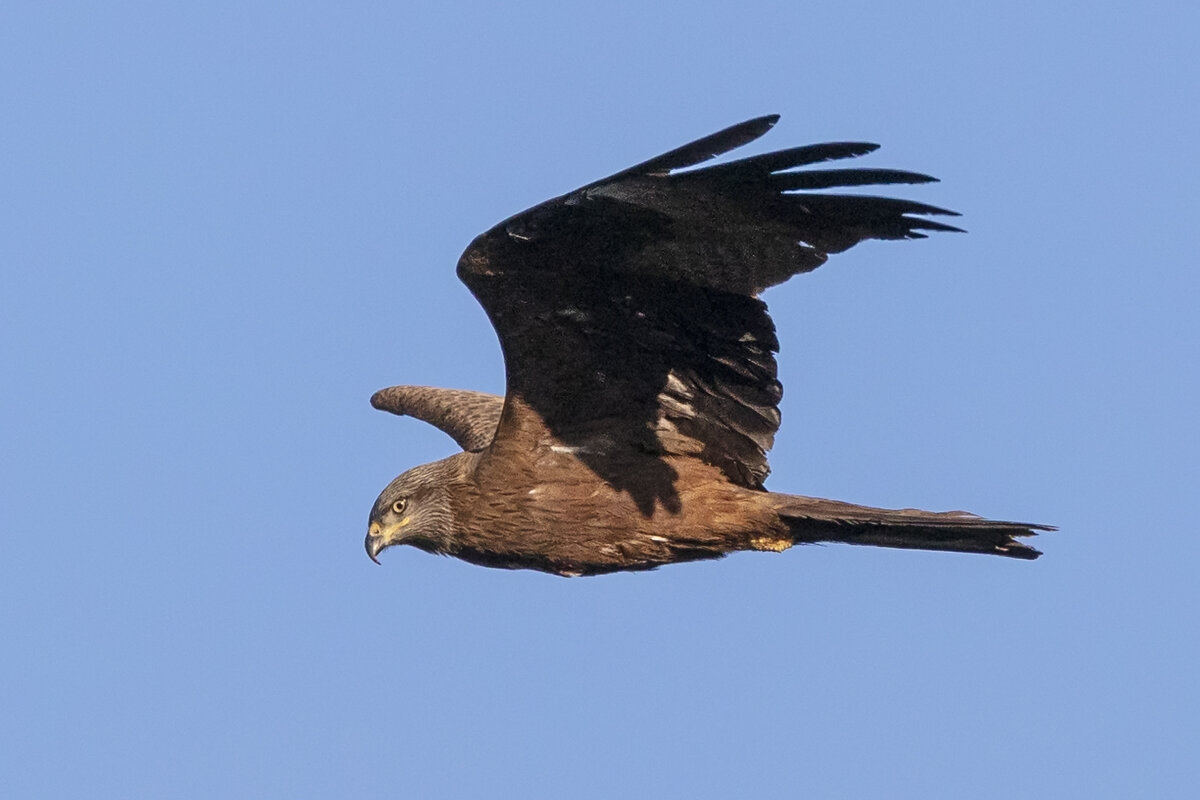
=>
[365,518,409,564]
[365,521,385,564]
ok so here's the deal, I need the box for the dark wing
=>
[371,386,503,452]
[457,115,960,508]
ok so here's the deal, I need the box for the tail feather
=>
[773,494,1051,560]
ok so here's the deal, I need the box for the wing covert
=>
[371,386,503,452]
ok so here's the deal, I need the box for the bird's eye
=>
[391,498,408,515]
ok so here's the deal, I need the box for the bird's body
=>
[365,116,1051,575]
[374,399,784,575]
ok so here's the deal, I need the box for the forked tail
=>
[772,494,1051,560]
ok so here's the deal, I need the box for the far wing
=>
[456,116,960,508]
[371,385,503,452]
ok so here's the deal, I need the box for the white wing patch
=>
[546,433,615,456]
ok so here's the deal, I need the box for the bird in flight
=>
[366,115,1050,576]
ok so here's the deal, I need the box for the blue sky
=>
[2,2,1197,797]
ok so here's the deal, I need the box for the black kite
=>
[365,115,1050,576]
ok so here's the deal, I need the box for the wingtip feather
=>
[593,115,784,185]
[370,387,406,413]
[757,113,782,130]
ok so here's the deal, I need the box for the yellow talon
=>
[750,537,792,552]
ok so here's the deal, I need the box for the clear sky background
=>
[2,2,1197,798]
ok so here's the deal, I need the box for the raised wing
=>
[456,116,960,508]
[371,386,503,452]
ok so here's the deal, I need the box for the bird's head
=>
[365,458,460,564]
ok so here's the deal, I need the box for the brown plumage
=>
[365,115,1051,576]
